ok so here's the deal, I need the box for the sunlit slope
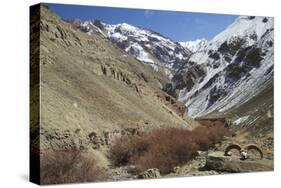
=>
[36,5,199,148]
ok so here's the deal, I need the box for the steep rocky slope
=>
[32,5,199,150]
[167,16,274,123]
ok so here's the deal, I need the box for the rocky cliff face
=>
[168,16,273,121]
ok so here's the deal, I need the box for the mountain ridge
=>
[73,19,193,77]
[168,16,273,128]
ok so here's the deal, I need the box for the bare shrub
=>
[109,125,230,174]
[135,133,199,174]
[40,147,109,185]
[192,126,212,150]
[109,134,149,166]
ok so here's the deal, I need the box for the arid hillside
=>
[31,5,200,150]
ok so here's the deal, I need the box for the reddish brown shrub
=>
[109,135,150,166]
[192,127,212,150]
[109,125,230,174]
[207,124,231,144]
[135,135,199,174]
[192,124,230,149]
[40,147,109,185]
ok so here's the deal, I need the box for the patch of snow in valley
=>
[233,115,250,125]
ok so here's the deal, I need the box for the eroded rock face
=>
[41,127,140,150]
[164,63,206,98]
[202,152,273,173]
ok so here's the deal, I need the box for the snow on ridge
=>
[111,32,128,41]
[116,23,138,34]
[179,39,208,53]
[210,16,273,47]
[125,43,153,63]
[125,43,159,71]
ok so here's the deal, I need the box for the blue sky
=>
[47,3,238,42]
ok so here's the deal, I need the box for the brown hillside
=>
[31,5,200,150]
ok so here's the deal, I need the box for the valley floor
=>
[107,133,273,181]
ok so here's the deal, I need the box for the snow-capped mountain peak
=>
[211,16,273,48]
[78,20,192,74]
[168,16,274,118]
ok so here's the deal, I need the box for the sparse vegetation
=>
[40,147,109,185]
[109,125,230,174]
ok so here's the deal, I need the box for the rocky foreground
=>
[109,138,273,180]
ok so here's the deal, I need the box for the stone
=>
[202,151,273,173]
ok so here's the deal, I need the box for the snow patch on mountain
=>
[125,43,158,71]
[233,115,250,125]
[179,39,208,53]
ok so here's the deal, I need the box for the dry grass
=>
[109,125,230,174]
[40,147,109,185]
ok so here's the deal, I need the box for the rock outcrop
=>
[202,151,273,173]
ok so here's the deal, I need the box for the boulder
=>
[202,151,273,173]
